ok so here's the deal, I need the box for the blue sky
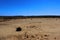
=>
[0,0,60,16]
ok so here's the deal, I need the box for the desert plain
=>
[0,16,60,40]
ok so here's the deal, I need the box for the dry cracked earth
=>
[0,18,60,40]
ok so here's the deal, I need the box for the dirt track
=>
[0,18,60,40]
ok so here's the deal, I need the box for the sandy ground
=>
[0,18,60,40]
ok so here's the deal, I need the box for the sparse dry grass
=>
[0,18,60,40]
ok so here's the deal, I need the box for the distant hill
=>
[0,15,60,19]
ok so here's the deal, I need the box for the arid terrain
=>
[0,16,60,40]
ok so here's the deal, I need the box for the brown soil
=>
[0,18,60,40]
